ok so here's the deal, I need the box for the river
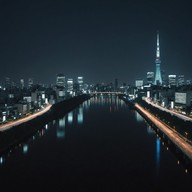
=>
[0,95,191,191]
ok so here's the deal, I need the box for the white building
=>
[168,75,177,86]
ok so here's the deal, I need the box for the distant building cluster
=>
[1,32,192,123]
[0,75,90,124]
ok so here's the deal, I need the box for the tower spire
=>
[156,30,160,59]
[154,31,162,85]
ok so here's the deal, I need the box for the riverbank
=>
[135,103,192,162]
[119,96,192,170]
[118,95,135,109]
[0,94,91,153]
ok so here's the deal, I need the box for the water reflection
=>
[135,111,144,122]
[156,138,161,174]
[84,99,90,110]
[23,144,29,154]
[57,117,65,138]
[78,106,83,124]
[45,124,48,130]
[1,94,192,184]
[57,105,85,135]
[92,95,122,112]
[92,94,121,106]
[109,95,121,112]
[146,124,161,174]
[68,111,73,124]
[145,119,192,175]
[0,123,51,166]
[94,95,104,105]
[0,156,4,165]
[147,125,155,134]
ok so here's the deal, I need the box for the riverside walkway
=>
[135,103,192,161]
[0,104,52,132]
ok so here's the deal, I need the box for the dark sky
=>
[0,0,192,85]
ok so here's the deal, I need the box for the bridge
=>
[92,91,125,95]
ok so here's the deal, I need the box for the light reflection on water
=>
[147,125,155,134]
[56,104,84,139]
[0,95,192,191]
[156,138,161,174]
[78,106,83,124]
[135,111,144,122]
[0,123,51,166]
[68,111,73,124]
[22,144,28,154]
[57,117,65,138]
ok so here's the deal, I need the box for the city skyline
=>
[1,0,192,85]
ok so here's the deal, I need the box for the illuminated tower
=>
[154,31,162,85]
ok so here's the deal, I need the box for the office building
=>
[56,74,65,87]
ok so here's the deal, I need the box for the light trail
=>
[145,97,192,122]
[135,103,192,161]
[0,104,52,132]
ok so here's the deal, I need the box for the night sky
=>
[0,0,192,85]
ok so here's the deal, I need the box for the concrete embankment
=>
[0,94,91,153]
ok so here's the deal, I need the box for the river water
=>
[0,95,191,191]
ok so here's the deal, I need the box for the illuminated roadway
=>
[0,104,52,132]
[145,97,192,122]
[135,103,192,161]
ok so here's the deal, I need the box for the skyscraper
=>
[146,72,154,84]
[168,75,177,86]
[67,78,73,94]
[77,76,83,91]
[154,31,162,85]
[5,77,11,89]
[20,79,24,89]
[56,74,65,87]
[28,78,33,88]
[177,75,185,86]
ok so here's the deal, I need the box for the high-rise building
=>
[135,79,143,88]
[20,79,24,89]
[161,70,166,85]
[5,77,11,89]
[168,75,177,86]
[28,78,33,88]
[146,72,154,84]
[177,75,185,86]
[77,76,83,91]
[154,31,162,85]
[67,78,73,94]
[186,79,191,85]
[56,74,65,87]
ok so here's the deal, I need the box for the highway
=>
[145,97,192,122]
[135,103,192,161]
[0,104,52,132]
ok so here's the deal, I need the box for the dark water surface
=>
[0,95,191,191]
